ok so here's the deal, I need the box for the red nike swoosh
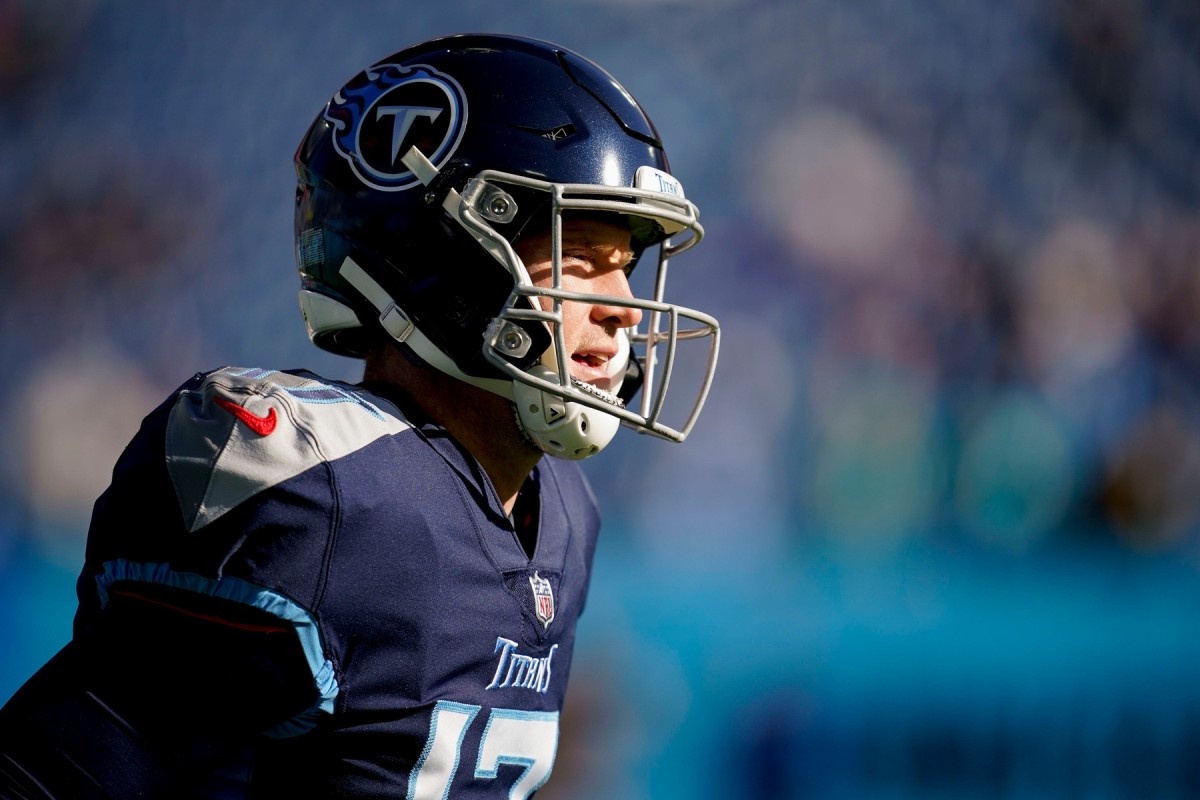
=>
[214,396,278,436]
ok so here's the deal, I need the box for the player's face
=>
[516,218,642,392]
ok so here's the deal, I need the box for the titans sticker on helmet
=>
[325,63,467,192]
[635,165,688,235]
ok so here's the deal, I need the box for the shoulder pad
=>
[167,367,410,531]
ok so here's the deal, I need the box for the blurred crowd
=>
[2,0,1199,796]
[597,0,1200,567]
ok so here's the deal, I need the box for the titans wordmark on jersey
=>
[75,366,601,797]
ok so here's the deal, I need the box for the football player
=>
[0,33,719,798]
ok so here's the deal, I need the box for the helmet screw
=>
[501,329,525,352]
[488,196,511,217]
[423,191,437,205]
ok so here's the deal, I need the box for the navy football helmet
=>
[294,33,719,458]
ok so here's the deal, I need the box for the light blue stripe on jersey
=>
[95,559,338,737]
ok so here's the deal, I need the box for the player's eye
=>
[560,252,595,272]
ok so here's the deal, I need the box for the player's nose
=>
[589,270,642,328]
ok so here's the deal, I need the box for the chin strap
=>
[337,256,512,398]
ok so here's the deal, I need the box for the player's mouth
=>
[573,352,610,369]
[571,351,615,389]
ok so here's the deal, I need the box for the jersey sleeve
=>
[0,367,420,797]
[0,585,320,799]
[78,367,413,727]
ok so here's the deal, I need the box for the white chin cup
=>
[511,365,621,460]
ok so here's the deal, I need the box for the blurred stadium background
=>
[3,1,1200,797]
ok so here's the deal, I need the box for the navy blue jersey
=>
[0,366,601,799]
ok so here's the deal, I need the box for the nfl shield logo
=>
[529,572,555,629]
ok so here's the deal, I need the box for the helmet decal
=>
[325,63,467,192]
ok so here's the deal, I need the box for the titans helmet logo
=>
[325,63,467,192]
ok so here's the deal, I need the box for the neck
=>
[363,345,541,514]
[448,398,543,513]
